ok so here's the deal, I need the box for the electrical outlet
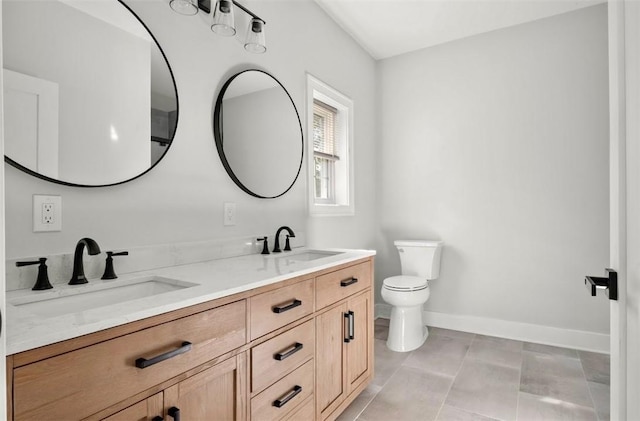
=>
[224,202,236,226]
[33,195,62,232]
[42,203,54,224]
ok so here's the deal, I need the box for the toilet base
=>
[386,305,429,352]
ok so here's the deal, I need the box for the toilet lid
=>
[383,275,428,291]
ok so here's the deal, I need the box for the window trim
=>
[306,74,355,217]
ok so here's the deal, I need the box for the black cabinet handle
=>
[348,310,355,340]
[168,407,180,421]
[135,342,192,369]
[272,299,302,314]
[273,385,302,408]
[152,417,164,421]
[340,277,358,287]
[344,312,351,343]
[274,342,304,361]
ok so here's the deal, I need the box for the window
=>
[307,75,354,216]
[313,100,338,203]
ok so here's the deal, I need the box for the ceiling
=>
[314,0,605,60]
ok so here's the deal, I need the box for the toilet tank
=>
[394,240,443,280]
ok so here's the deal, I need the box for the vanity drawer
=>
[251,359,314,421]
[250,278,314,340]
[283,396,315,421]
[13,300,246,421]
[251,319,315,393]
[316,262,371,310]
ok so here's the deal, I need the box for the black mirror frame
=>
[213,69,304,199]
[3,0,179,188]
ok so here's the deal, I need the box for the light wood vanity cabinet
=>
[7,256,374,421]
[315,261,373,421]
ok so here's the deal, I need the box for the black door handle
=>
[348,311,355,340]
[344,312,351,343]
[585,268,617,300]
[168,406,180,421]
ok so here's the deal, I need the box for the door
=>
[2,69,58,178]
[608,0,640,418]
[316,303,347,419]
[346,292,372,395]
[101,393,163,421]
[164,354,247,421]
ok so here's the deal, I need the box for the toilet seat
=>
[383,275,428,292]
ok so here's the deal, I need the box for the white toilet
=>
[382,240,443,352]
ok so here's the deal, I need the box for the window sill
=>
[310,203,355,217]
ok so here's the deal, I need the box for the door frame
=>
[608,1,626,418]
[609,0,640,418]
[0,0,8,416]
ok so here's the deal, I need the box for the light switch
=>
[224,202,236,226]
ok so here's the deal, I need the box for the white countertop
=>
[6,248,375,355]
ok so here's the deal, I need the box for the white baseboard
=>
[374,303,609,353]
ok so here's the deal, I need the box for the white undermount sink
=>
[9,276,198,318]
[280,249,344,263]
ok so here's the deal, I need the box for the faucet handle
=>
[16,257,53,290]
[102,251,128,280]
[257,237,270,255]
[16,259,43,267]
[284,235,292,252]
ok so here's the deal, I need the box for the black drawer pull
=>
[340,277,358,287]
[274,342,304,361]
[273,385,302,408]
[168,406,180,421]
[135,342,192,369]
[152,417,164,421]
[272,299,302,314]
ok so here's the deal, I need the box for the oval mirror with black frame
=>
[2,0,178,187]
[214,69,303,199]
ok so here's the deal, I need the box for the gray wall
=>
[4,0,377,258]
[376,5,610,334]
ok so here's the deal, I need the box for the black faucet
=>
[273,226,295,253]
[69,238,101,285]
[102,251,129,280]
[257,237,270,255]
[16,257,53,290]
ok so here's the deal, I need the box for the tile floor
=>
[337,318,610,421]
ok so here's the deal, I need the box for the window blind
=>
[313,100,339,159]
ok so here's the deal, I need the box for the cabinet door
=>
[101,393,163,421]
[164,354,247,421]
[346,291,372,395]
[315,303,347,419]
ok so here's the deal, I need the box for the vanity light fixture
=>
[169,0,199,16]
[170,0,267,54]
